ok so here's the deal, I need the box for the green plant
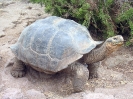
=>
[92,0,115,38]
[115,3,133,46]
[30,0,133,46]
[43,0,92,27]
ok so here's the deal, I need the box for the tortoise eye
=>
[113,37,117,40]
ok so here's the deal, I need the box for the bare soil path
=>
[0,0,133,99]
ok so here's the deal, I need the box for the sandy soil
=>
[0,0,133,99]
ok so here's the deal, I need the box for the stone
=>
[83,93,114,99]
[26,89,46,99]
[1,88,24,99]
[0,31,5,38]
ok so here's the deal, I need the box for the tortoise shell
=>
[10,16,101,74]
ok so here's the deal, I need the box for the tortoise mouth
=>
[112,41,124,46]
[106,35,124,46]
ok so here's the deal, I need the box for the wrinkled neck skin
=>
[82,42,115,64]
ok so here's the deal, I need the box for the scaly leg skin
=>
[10,57,26,78]
[88,63,99,79]
[67,62,89,92]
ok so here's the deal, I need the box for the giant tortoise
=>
[10,16,124,92]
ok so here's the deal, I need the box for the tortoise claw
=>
[11,69,26,78]
[89,72,98,79]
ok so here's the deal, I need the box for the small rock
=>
[0,9,8,13]
[37,13,41,16]
[1,88,24,99]
[0,56,2,60]
[0,31,5,38]
[0,84,5,92]
[27,6,32,9]
[26,89,46,99]
[83,93,115,99]
[0,2,2,8]
[120,81,127,85]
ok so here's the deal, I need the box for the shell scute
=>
[49,31,74,60]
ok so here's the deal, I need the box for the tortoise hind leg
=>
[10,57,26,78]
[68,62,89,92]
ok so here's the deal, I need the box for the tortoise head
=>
[105,35,124,55]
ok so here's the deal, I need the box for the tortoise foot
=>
[11,69,26,78]
[89,72,98,79]
[10,57,26,78]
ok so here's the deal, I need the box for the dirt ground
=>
[0,0,133,99]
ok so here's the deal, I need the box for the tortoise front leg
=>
[88,63,99,79]
[10,57,26,78]
[67,62,89,92]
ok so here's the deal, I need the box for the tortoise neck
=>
[83,42,110,64]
